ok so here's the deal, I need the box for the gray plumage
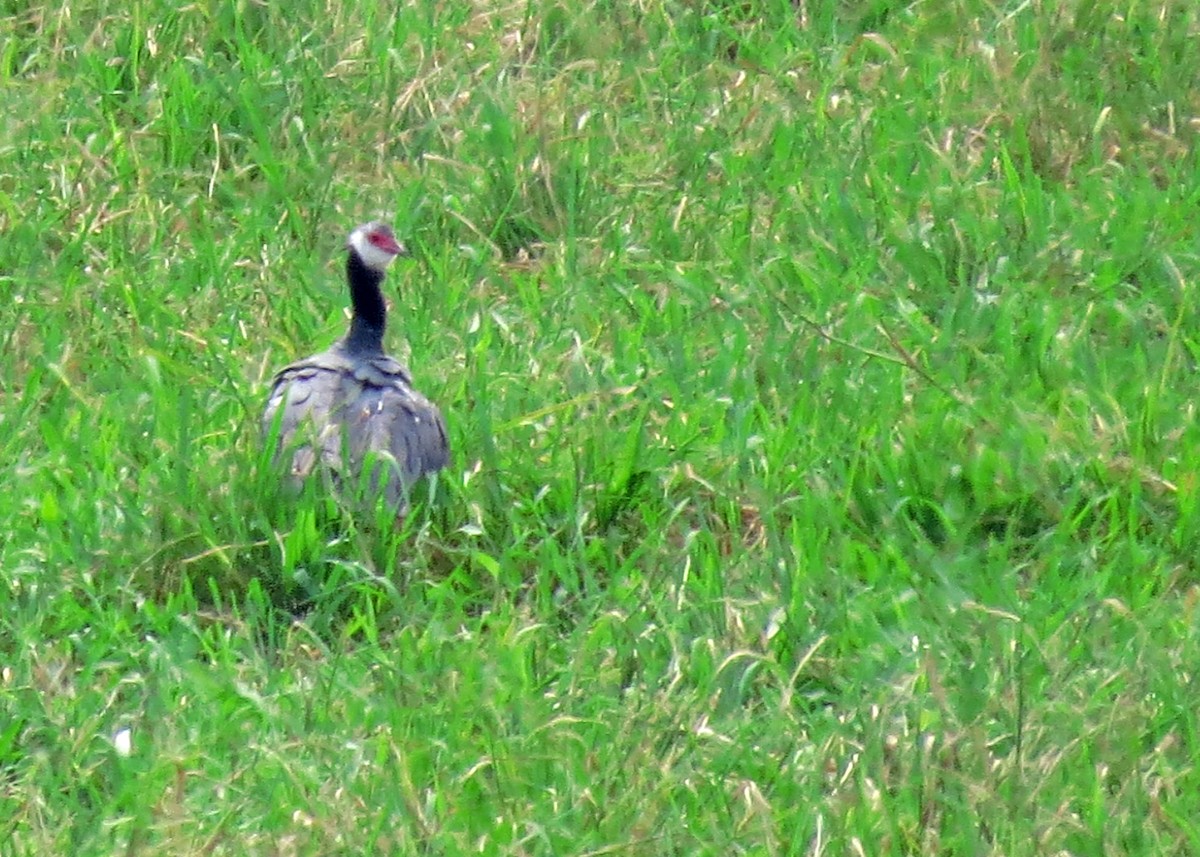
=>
[263,222,448,514]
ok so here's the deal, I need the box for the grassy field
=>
[3,0,1200,853]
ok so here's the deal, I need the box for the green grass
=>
[3,0,1200,852]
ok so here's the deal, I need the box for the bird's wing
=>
[344,356,450,505]
[263,351,359,478]
[354,354,413,386]
[263,350,448,508]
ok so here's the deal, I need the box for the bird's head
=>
[348,222,407,273]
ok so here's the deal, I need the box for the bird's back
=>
[263,345,449,511]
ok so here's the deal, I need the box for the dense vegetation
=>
[2,0,1199,852]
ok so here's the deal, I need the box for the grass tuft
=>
[2,0,1200,852]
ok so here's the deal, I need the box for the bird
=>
[262,221,449,516]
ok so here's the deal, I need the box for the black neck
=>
[344,250,387,353]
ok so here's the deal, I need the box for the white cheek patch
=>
[349,229,398,271]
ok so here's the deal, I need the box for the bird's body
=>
[263,222,448,514]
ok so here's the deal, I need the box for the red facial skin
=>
[368,229,403,256]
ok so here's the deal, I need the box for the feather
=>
[262,222,449,516]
